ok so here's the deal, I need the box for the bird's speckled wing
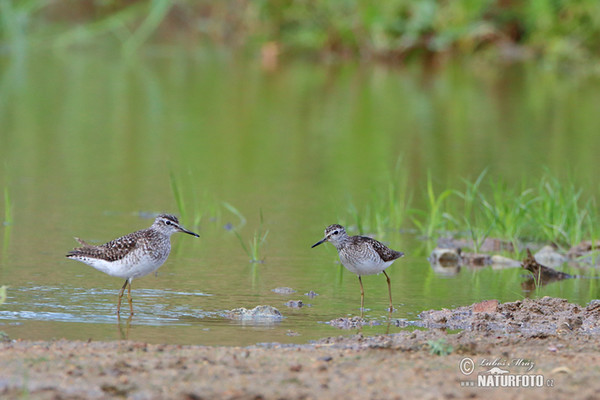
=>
[357,236,404,262]
[67,230,143,262]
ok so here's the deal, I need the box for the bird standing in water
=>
[66,214,199,315]
[312,224,404,314]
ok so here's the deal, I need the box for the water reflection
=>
[117,314,133,340]
[1,51,600,344]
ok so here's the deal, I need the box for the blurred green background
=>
[1,0,600,345]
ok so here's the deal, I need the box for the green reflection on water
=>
[1,51,600,345]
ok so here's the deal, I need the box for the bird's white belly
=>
[78,253,167,280]
[340,256,394,276]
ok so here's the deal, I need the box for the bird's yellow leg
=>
[117,279,128,315]
[358,276,365,317]
[383,270,393,312]
[127,281,134,315]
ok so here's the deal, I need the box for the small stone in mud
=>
[271,287,296,294]
[285,300,304,308]
[473,299,498,313]
[286,330,300,336]
[304,290,319,298]
[225,305,283,320]
[328,317,381,329]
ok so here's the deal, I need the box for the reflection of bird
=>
[66,214,199,315]
[312,224,404,313]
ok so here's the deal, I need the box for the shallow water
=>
[1,50,600,346]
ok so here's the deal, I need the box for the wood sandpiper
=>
[66,214,199,315]
[312,224,404,313]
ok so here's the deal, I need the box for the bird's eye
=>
[165,220,172,225]
[333,230,339,235]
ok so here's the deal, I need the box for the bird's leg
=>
[358,275,365,317]
[383,270,393,312]
[127,280,134,315]
[117,279,128,314]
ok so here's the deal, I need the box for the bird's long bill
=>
[179,227,200,237]
[311,238,327,248]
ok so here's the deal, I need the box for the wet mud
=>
[2,297,600,399]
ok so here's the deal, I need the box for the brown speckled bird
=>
[312,224,404,313]
[66,214,199,315]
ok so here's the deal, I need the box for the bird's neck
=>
[332,235,350,250]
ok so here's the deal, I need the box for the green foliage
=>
[428,338,453,356]
[530,174,597,246]
[170,171,187,224]
[411,172,455,239]
[3,187,12,226]
[346,169,599,250]
[340,161,412,239]
[2,0,600,64]
[225,204,268,263]
[370,161,412,237]
[170,171,220,229]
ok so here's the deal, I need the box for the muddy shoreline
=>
[2,297,599,399]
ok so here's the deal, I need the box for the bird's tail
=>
[74,237,90,246]
[66,237,95,258]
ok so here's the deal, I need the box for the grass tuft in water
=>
[345,169,600,251]
[170,171,187,224]
[170,171,220,229]
[3,186,12,226]
[339,161,412,239]
[530,174,598,246]
[222,202,247,230]
[370,160,412,237]
[225,204,268,263]
[411,172,455,239]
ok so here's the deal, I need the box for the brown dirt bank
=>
[1,297,599,399]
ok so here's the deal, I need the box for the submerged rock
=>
[428,248,461,266]
[430,261,460,276]
[225,305,283,321]
[304,290,319,298]
[461,252,491,266]
[428,248,494,269]
[271,287,296,294]
[284,300,304,308]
